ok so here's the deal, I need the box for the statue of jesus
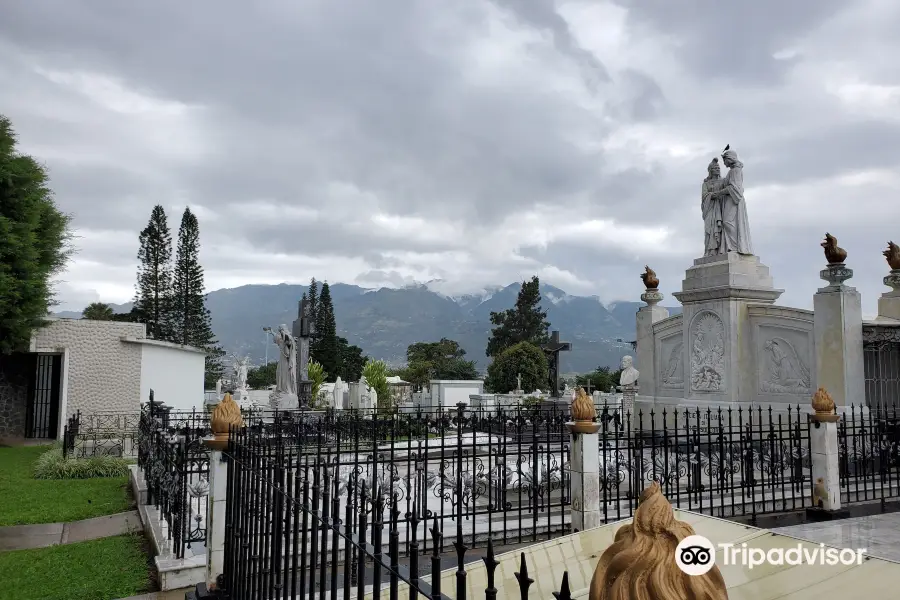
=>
[708,145,753,255]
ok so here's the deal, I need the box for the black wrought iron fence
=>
[216,423,575,600]
[589,405,814,523]
[62,410,141,458]
[239,403,573,551]
[61,410,80,458]
[139,418,210,559]
[838,403,900,504]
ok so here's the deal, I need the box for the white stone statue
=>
[706,145,753,255]
[332,376,345,410]
[215,378,223,398]
[269,324,299,409]
[619,355,639,387]
[369,383,378,409]
[702,158,724,256]
[232,356,249,391]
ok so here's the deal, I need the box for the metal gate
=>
[863,324,900,414]
[26,354,61,439]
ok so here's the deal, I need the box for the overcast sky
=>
[2,1,899,315]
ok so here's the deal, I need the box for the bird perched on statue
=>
[821,233,847,265]
[885,241,900,270]
[640,265,659,290]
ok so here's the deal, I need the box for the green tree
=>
[403,338,477,389]
[170,207,224,387]
[485,276,550,357]
[307,278,320,357]
[362,359,392,410]
[247,361,277,389]
[314,282,342,381]
[484,341,549,394]
[308,360,327,407]
[0,115,72,353]
[575,365,623,394]
[337,336,366,381]
[82,302,114,321]
[134,205,174,340]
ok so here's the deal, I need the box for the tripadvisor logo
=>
[675,535,866,575]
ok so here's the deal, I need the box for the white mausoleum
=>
[0,318,205,441]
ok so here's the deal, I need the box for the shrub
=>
[33,448,131,480]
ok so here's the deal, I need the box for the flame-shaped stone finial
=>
[210,392,243,437]
[589,482,728,600]
[572,387,596,422]
[810,387,839,423]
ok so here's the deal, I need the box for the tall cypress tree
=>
[171,207,223,385]
[307,277,320,359]
[314,282,342,381]
[134,205,173,340]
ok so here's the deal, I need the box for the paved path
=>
[0,510,142,552]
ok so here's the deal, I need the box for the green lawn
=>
[0,534,151,600]
[0,446,132,526]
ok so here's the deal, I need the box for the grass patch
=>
[0,446,131,526]
[33,447,132,479]
[0,534,151,600]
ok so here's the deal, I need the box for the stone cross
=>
[292,297,315,405]
[542,330,571,398]
[516,373,522,391]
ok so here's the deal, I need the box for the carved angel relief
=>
[690,312,726,392]
[760,337,811,394]
[661,342,684,388]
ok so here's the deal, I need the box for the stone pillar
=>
[807,388,846,520]
[201,393,244,592]
[567,419,601,532]
[813,262,865,409]
[635,287,668,408]
[878,267,900,320]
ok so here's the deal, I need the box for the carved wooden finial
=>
[571,387,596,422]
[589,482,728,600]
[210,392,243,437]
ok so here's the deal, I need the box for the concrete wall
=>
[136,340,206,411]
[31,319,146,420]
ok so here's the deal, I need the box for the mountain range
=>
[54,283,682,373]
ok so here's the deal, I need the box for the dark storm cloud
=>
[1,0,899,314]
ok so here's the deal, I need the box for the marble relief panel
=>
[756,326,813,396]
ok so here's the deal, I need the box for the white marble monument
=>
[269,324,299,410]
[633,145,865,425]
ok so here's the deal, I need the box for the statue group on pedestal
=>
[701,145,753,257]
[270,323,300,410]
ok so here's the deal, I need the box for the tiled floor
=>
[773,512,900,563]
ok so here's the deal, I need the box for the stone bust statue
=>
[619,355,639,387]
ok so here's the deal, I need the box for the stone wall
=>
[32,319,146,417]
[0,354,31,438]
